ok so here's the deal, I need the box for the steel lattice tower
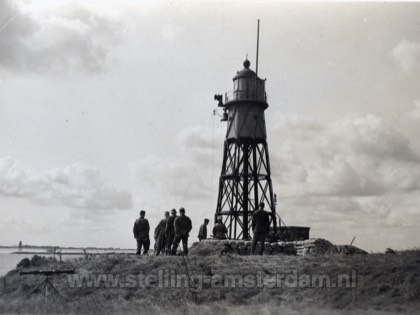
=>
[214,58,277,240]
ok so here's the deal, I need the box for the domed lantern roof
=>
[233,59,258,80]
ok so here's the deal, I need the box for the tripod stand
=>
[27,275,62,302]
[20,269,75,302]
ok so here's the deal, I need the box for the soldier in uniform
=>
[198,218,209,241]
[154,211,169,256]
[133,210,150,255]
[165,209,177,255]
[171,208,192,255]
[212,216,228,240]
[251,202,270,255]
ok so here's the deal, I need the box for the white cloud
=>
[0,0,126,74]
[271,113,420,197]
[132,155,212,202]
[392,39,420,74]
[177,124,224,156]
[267,112,420,231]
[131,124,225,208]
[161,23,176,41]
[407,100,420,120]
[0,157,132,210]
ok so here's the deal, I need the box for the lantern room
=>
[225,59,266,104]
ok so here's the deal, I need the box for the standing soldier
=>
[165,209,177,255]
[155,211,169,256]
[251,202,270,255]
[198,219,209,241]
[171,208,192,255]
[133,210,150,255]
[212,216,228,240]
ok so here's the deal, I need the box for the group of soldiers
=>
[133,208,192,256]
[133,202,271,256]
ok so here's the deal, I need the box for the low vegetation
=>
[0,247,419,314]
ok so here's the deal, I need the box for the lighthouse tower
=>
[214,58,277,240]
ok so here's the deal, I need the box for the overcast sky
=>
[1,0,420,252]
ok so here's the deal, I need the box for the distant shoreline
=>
[10,251,137,255]
[0,245,135,250]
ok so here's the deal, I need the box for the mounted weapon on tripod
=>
[20,269,75,301]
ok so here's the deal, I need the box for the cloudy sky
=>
[1,0,420,252]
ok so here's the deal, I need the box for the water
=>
[0,248,26,276]
[0,248,136,277]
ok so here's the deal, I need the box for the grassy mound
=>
[0,249,419,314]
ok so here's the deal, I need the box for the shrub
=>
[16,258,31,269]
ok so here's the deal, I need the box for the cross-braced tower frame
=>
[214,59,277,240]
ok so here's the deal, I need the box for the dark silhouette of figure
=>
[251,202,270,255]
[212,217,228,240]
[155,211,169,256]
[133,210,150,255]
[171,208,192,255]
[165,209,177,254]
[198,219,209,241]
